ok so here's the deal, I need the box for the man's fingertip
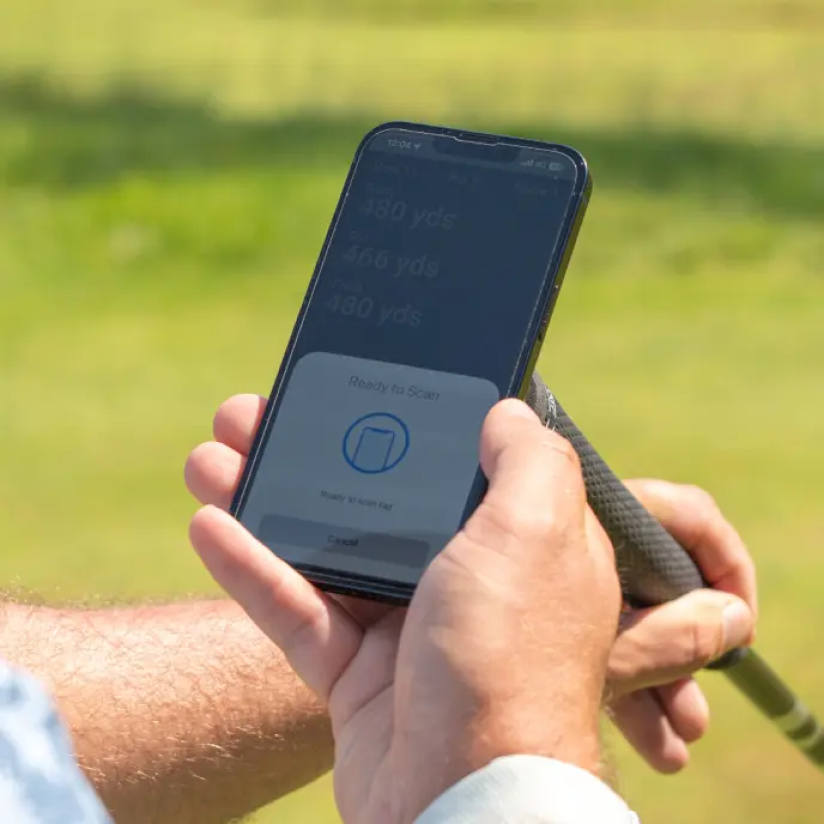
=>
[480,399,542,466]
[483,399,542,442]
[496,397,540,421]
[722,599,755,650]
[190,503,223,538]
[183,446,201,489]
[658,747,690,774]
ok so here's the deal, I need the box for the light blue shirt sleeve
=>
[414,755,640,824]
[0,660,114,823]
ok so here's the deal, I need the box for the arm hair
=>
[1,596,333,823]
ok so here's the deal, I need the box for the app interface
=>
[239,128,580,584]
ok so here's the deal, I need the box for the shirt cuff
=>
[414,755,640,824]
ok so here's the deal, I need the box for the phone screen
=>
[235,124,586,590]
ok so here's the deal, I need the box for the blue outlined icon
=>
[342,412,410,474]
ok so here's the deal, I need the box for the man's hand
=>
[185,394,759,780]
[187,397,622,823]
[604,479,757,773]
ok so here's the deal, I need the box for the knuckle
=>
[541,431,582,473]
[528,433,585,492]
[474,495,565,547]
[605,649,640,695]
[687,609,725,668]
[682,484,719,514]
[285,600,327,653]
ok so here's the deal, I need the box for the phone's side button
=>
[538,318,548,342]
[541,286,561,338]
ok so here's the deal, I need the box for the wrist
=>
[463,700,603,776]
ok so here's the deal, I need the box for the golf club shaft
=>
[526,373,824,771]
[724,648,824,767]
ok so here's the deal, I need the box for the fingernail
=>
[722,601,752,649]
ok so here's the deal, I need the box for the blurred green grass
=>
[1,1,822,822]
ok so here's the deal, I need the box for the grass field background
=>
[1,1,822,821]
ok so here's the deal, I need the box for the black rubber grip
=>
[525,375,745,670]
[525,373,707,604]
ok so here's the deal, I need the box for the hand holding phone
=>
[231,121,592,603]
[189,399,622,823]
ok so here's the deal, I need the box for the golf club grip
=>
[525,373,707,605]
[526,375,744,669]
[525,374,823,761]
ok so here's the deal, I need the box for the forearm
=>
[1,598,333,824]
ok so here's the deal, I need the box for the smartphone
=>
[230,121,591,603]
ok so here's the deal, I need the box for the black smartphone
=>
[230,121,591,604]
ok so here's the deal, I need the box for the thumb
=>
[608,589,754,696]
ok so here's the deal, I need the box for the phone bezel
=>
[229,120,592,605]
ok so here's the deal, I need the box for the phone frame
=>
[229,120,592,604]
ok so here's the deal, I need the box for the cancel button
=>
[259,514,431,568]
